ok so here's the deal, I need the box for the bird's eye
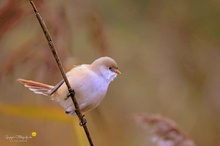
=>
[109,67,112,70]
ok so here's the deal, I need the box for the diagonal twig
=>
[29,1,94,146]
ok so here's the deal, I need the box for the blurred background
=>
[1,0,220,145]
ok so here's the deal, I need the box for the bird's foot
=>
[79,115,87,126]
[65,89,75,100]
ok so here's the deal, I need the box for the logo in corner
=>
[5,132,37,143]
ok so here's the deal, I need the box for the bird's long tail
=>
[17,79,54,96]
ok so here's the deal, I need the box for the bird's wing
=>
[50,79,65,95]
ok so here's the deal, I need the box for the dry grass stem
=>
[135,113,196,146]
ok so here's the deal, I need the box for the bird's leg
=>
[66,89,87,126]
[65,89,75,100]
[75,110,87,126]
[80,115,87,126]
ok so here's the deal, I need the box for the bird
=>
[17,56,121,116]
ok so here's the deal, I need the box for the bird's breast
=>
[70,71,110,110]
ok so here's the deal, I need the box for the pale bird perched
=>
[18,57,121,116]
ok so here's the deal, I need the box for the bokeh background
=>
[1,0,220,145]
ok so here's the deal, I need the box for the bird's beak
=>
[113,68,121,75]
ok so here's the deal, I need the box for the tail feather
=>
[17,78,54,96]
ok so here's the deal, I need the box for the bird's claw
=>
[65,89,75,100]
[79,115,87,126]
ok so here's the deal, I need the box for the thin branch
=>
[29,1,94,146]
